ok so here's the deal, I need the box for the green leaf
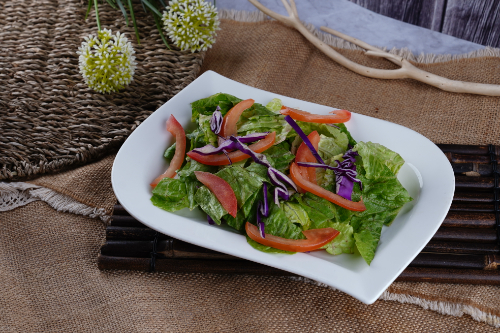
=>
[127,0,141,44]
[176,160,218,210]
[224,190,261,232]
[260,142,295,173]
[105,0,118,10]
[354,141,405,176]
[336,123,357,147]
[163,142,176,161]
[153,12,171,49]
[198,114,218,147]
[261,203,305,240]
[85,0,93,20]
[215,166,266,209]
[317,130,349,160]
[115,0,130,26]
[282,201,310,230]
[194,186,227,225]
[142,0,162,17]
[321,222,355,255]
[246,236,295,254]
[93,0,101,31]
[265,98,283,113]
[294,193,338,228]
[191,93,242,122]
[151,178,189,212]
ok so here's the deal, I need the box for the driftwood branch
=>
[248,0,500,97]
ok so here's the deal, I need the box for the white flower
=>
[76,29,137,94]
[162,0,220,52]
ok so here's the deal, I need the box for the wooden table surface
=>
[349,0,500,48]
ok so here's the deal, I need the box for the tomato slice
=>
[220,99,254,137]
[290,162,366,212]
[295,130,320,186]
[245,222,339,252]
[187,132,276,166]
[280,106,351,123]
[194,171,237,217]
[150,115,186,188]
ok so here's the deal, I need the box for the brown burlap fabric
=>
[2,18,500,332]
[0,0,204,181]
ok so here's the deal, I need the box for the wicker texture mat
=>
[0,0,204,180]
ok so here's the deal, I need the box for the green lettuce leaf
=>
[336,123,357,147]
[354,141,405,175]
[198,114,218,147]
[191,93,242,122]
[163,142,176,161]
[321,222,355,255]
[177,160,218,210]
[194,186,227,225]
[246,236,295,254]
[282,201,311,230]
[348,152,412,264]
[225,190,261,232]
[215,166,266,209]
[237,115,292,144]
[151,178,189,212]
[317,132,349,160]
[265,98,283,113]
[262,203,305,240]
[260,142,295,172]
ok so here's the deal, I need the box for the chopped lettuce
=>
[194,186,227,225]
[282,201,311,230]
[354,141,405,175]
[321,222,355,255]
[265,98,283,113]
[163,142,176,161]
[151,178,189,212]
[261,203,305,240]
[216,166,266,209]
[191,93,242,122]
[246,236,295,254]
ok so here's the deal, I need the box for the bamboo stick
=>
[442,211,496,228]
[97,254,500,284]
[423,241,499,255]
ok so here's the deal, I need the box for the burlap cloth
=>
[2,17,500,332]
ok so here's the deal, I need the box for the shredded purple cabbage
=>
[192,133,269,156]
[297,150,361,200]
[210,106,223,135]
[229,136,297,204]
[284,115,324,164]
[207,215,215,225]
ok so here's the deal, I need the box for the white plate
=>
[112,70,455,304]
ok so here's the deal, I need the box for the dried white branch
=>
[248,0,500,96]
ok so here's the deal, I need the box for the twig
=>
[248,0,500,97]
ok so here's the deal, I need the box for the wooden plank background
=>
[349,0,500,48]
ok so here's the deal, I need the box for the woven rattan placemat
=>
[0,0,204,181]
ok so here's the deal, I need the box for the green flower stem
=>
[85,0,93,19]
[93,0,101,31]
[127,0,141,44]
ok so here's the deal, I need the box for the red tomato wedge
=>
[194,171,237,217]
[290,162,366,212]
[295,131,320,186]
[220,99,254,137]
[245,222,339,252]
[280,106,351,123]
[187,132,276,166]
[150,115,186,188]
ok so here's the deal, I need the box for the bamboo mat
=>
[99,144,500,284]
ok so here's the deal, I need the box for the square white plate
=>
[112,70,455,304]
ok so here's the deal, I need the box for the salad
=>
[150,93,413,265]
